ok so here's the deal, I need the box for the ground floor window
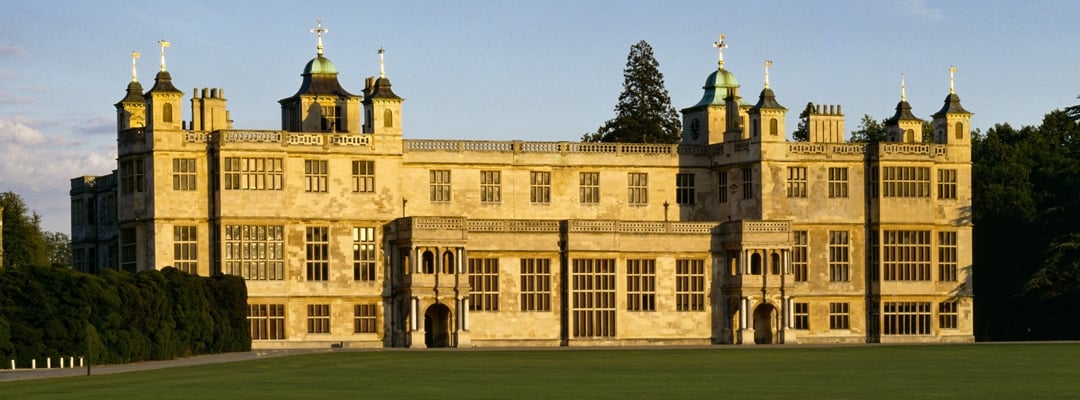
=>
[626,259,656,312]
[249,304,285,340]
[676,259,706,311]
[354,304,378,333]
[520,258,551,312]
[829,302,850,330]
[794,302,809,330]
[938,301,958,329]
[883,301,931,335]
[307,304,330,334]
[572,258,616,338]
[468,258,499,311]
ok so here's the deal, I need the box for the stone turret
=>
[885,75,923,143]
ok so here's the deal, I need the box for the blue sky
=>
[2,0,1079,233]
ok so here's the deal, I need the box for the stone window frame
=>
[468,258,499,311]
[626,259,656,312]
[307,304,331,334]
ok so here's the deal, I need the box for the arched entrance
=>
[753,303,777,344]
[424,303,452,348]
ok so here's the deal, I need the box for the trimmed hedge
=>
[0,266,250,366]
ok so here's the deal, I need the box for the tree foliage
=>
[1,192,49,269]
[0,266,250,365]
[791,102,813,142]
[972,109,1080,340]
[585,40,681,143]
[44,231,71,268]
[848,114,887,143]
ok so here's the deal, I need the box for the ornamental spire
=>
[157,39,170,72]
[763,59,772,89]
[131,51,141,82]
[378,47,386,78]
[311,19,328,56]
[713,34,728,68]
[900,73,907,102]
[949,65,957,94]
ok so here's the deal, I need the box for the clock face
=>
[689,118,701,140]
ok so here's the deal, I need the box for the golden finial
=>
[949,65,957,94]
[713,34,728,68]
[311,19,328,56]
[157,39,170,72]
[900,73,907,102]
[764,60,773,89]
[378,47,385,78]
[131,51,141,82]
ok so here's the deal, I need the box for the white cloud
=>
[0,118,46,145]
[892,0,946,22]
[0,118,115,232]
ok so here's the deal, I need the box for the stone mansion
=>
[70,30,974,348]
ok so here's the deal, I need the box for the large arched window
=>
[383,109,393,128]
[422,250,435,274]
[163,103,173,123]
[750,253,762,275]
[442,250,455,274]
[955,122,964,139]
[769,118,778,136]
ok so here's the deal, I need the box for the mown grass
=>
[2,343,1079,399]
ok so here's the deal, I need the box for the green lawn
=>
[3,344,1079,399]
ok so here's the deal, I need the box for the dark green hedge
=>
[0,266,250,366]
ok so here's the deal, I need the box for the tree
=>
[44,231,71,268]
[586,40,681,143]
[848,114,886,143]
[1,192,49,268]
[791,102,813,142]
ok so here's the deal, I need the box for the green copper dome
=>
[687,67,740,108]
[706,67,739,89]
[303,56,338,75]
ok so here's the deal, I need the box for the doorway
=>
[424,303,452,348]
[753,303,777,344]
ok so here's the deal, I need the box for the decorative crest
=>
[157,39,170,72]
[131,51,141,82]
[378,47,385,78]
[949,65,957,94]
[764,60,773,89]
[713,34,728,68]
[311,19,328,56]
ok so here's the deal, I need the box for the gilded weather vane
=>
[311,19,328,56]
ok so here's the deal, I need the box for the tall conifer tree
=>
[586,40,681,143]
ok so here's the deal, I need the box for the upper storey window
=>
[224,157,283,191]
[882,166,930,198]
[786,167,807,198]
[430,170,451,202]
[627,173,648,205]
[676,173,695,205]
[320,105,343,132]
[530,171,551,204]
[120,158,144,194]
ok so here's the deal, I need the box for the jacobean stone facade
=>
[71,35,974,348]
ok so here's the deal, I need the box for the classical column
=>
[434,246,442,274]
[786,297,794,328]
[410,297,418,331]
[740,297,748,328]
[456,248,464,274]
[463,298,470,331]
[737,250,745,275]
[414,247,421,274]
